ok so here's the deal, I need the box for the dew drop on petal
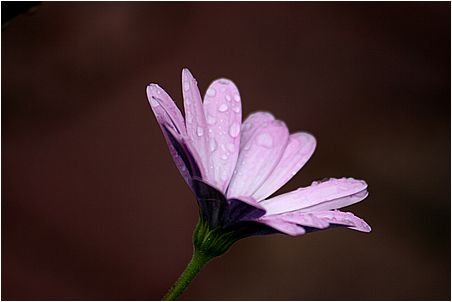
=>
[197,127,204,137]
[256,133,273,148]
[183,81,190,91]
[234,94,240,102]
[243,122,252,130]
[207,88,216,97]
[233,106,241,113]
[218,104,229,112]
[225,95,232,102]
[221,153,228,160]
[229,123,241,138]
[150,98,159,107]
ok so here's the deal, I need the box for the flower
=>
[146,69,370,255]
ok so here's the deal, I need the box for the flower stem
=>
[162,249,212,300]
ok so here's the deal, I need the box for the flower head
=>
[146,69,370,255]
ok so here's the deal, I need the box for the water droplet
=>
[233,106,241,113]
[226,143,235,152]
[218,104,228,112]
[209,139,217,152]
[197,127,204,136]
[229,123,240,138]
[243,122,252,130]
[207,88,216,97]
[234,94,240,102]
[183,81,190,91]
[225,95,232,101]
[219,79,230,85]
[256,133,273,148]
[150,98,159,107]
[221,154,228,160]
[206,115,216,125]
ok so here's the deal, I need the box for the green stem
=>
[162,249,212,300]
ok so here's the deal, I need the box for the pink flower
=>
[146,69,370,241]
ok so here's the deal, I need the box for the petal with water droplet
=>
[146,84,187,136]
[312,210,371,232]
[203,78,242,193]
[182,69,213,181]
[260,178,368,215]
[240,112,275,147]
[147,84,202,185]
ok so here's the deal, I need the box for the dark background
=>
[2,2,450,300]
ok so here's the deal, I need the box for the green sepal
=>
[193,218,238,258]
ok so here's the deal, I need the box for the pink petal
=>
[203,78,242,193]
[267,211,330,229]
[312,210,372,232]
[227,120,289,199]
[259,209,371,234]
[146,84,186,136]
[146,84,197,185]
[240,111,275,147]
[253,132,316,201]
[260,178,368,215]
[257,216,306,236]
[182,69,213,181]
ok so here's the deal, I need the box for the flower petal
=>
[253,132,316,201]
[240,111,275,147]
[203,78,242,193]
[267,211,330,229]
[312,210,371,232]
[256,216,306,236]
[147,84,203,186]
[259,210,371,234]
[146,84,186,135]
[260,178,368,215]
[227,120,289,199]
[182,69,212,180]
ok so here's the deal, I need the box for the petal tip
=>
[182,68,194,80]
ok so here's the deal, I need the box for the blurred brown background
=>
[2,2,450,300]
